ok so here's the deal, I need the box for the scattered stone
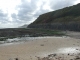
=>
[76,49,79,50]
[70,59,73,60]
[35,56,37,57]
[37,57,41,60]
[15,58,18,60]
[76,56,80,58]
[73,44,75,45]
[36,53,80,60]
[30,56,32,60]
[40,44,44,46]
[48,54,57,57]
[68,53,70,55]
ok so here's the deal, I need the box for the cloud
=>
[0,9,23,28]
[11,0,52,24]
[11,0,37,24]
[15,0,78,25]
[11,13,17,19]
[0,0,80,28]
[50,0,78,10]
[0,10,8,23]
[0,22,22,28]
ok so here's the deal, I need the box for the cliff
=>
[28,3,80,31]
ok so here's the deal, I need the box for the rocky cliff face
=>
[28,3,80,31]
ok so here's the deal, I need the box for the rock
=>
[15,58,18,60]
[40,44,44,46]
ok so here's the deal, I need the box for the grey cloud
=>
[33,7,50,17]
[14,0,51,23]
[11,13,17,19]
[11,13,21,22]
[0,10,8,19]
[0,0,79,28]
[11,0,47,25]
[11,0,42,24]
[11,13,23,23]
[0,10,7,17]
[0,10,8,23]
[50,0,77,10]
[11,0,78,26]
[14,0,38,23]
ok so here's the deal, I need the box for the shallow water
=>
[58,47,80,53]
[0,36,69,46]
[37,47,80,58]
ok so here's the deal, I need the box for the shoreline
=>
[0,36,70,46]
[0,30,80,46]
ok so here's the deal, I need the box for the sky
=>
[0,0,80,28]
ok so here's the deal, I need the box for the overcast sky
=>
[0,0,80,28]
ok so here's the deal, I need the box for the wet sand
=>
[66,31,80,39]
[0,36,80,60]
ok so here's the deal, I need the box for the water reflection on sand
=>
[58,47,80,53]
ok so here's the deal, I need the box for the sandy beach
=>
[0,36,80,60]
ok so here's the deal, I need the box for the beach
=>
[0,36,80,60]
